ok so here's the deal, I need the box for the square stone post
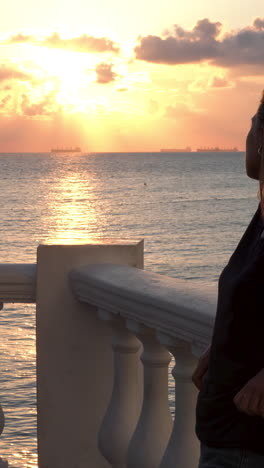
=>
[36,241,143,468]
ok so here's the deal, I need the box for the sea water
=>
[0,151,259,466]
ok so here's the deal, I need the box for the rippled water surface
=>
[0,152,259,466]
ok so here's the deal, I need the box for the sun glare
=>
[32,47,97,111]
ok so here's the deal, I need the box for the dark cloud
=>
[214,27,264,67]
[135,18,221,64]
[0,64,31,82]
[173,18,221,40]
[42,32,120,54]
[135,18,264,70]
[95,63,118,84]
[135,34,218,64]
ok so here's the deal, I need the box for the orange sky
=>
[0,0,264,151]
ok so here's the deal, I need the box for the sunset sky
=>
[1,0,264,151]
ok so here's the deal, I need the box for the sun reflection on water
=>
[39,158,106,245]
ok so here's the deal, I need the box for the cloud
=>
[20,91,61,117]
[188,74,235,93]
[209,76,234,88]
[8,33,32,43]
[135,18,221,64]
[253,18,264,30]
[213,27,264,68]
[43,32,120,53]
[20,31,119,54]
[0,63,31,82]
[95,62,119,84]
[5,31,120,53]
[0,94,11,110]
[188,78,208,93]
[173,18,222,41]
[135,17,264,72]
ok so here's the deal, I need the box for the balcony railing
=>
[0,240,216,468]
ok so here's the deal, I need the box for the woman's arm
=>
[245,115,261,181]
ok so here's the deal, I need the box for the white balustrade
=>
[0,241,216,468]
[71,263,215,468]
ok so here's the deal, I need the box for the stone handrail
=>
[0,242,217,468]
[70,263,216,355]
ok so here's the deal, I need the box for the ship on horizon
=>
[196,146,238,152]
[51,146,81,153]
[160,147,192,152]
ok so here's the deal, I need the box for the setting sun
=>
[37,48,94,111]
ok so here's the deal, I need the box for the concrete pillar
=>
[36,241,143,468]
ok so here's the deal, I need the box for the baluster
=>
[127,321,172,468]
[159,333,199,468]
[98,310,143,468]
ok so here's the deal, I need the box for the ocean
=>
[0,151,259,467]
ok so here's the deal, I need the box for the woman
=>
[193,94,264,468]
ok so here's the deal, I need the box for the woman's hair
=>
[257,91,264,216]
